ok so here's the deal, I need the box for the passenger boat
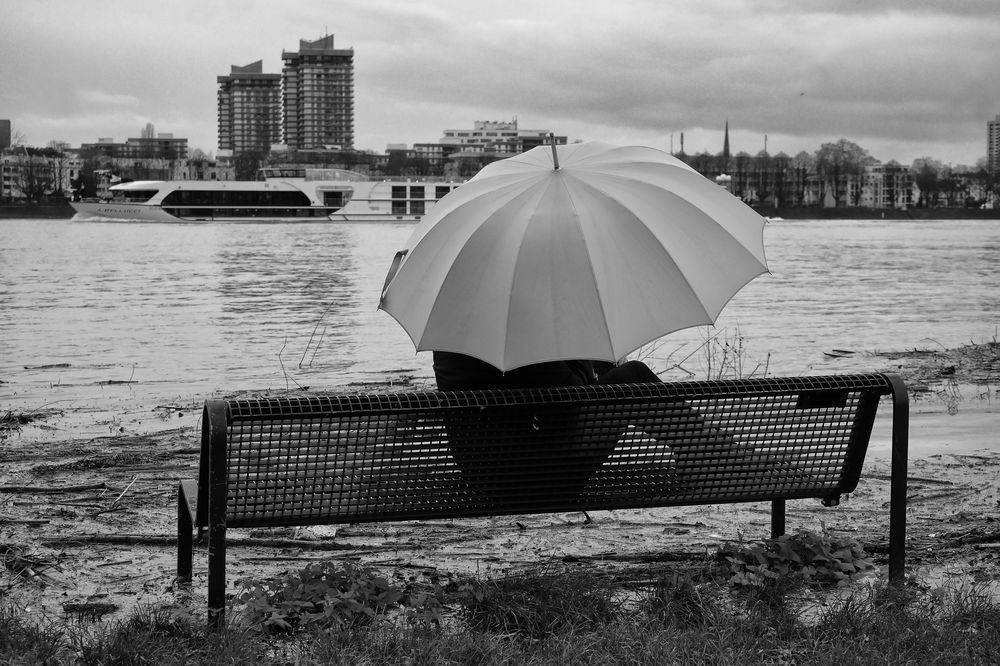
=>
[69,167,464,223]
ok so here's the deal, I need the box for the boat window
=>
[161,189,312,207]
[322,189,351,207]
[391,186,406,199]
[392,200,406,215]
[435,185,452,199]
[410,200,425,215]
[409,186,424,199]
[112,190,159,202]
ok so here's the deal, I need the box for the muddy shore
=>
[2,342,998,624]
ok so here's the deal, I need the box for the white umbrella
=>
[379,140,768,372]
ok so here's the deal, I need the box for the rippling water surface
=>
[2,217,998,432]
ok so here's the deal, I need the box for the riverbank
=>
[1,341,997,626]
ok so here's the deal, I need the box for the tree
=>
[790,151,814,206]
[814,139,870,207]
[911,157,942,207]
[73,154,102,199]
[769,152,791,208]
[234,149,267,180]
[752,150,773,206]
[10,124,27,146]
[12,147,55,202]
[46,140,71,196]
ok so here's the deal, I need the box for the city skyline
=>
[3,0,998,166]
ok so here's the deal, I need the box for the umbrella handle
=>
[379,250,408,306]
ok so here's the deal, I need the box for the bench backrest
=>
[196,374,900,529]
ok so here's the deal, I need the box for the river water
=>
[1,217,998,443]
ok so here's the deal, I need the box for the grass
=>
[634,325,772,382]
[4,546,1000,665]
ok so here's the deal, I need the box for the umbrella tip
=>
[548,133,559,170]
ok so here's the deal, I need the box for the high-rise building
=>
[0,119,11,150]
[281,35,354,150]
[989,114,1000,176]
[217,61,281,155]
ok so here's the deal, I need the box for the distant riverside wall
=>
[753,206,1000,220]
[0,202,76,219]
[1,202,997,221]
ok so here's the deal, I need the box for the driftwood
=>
[39,534,381,550]
[0,482,109,494]
[0,517,50,526]
[865,473,954,486]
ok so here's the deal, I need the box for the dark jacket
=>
[433,351,596,391]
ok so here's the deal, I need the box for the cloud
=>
[78,91,142,107]
[2,0,996,164]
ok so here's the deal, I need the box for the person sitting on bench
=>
[431,352,700,506]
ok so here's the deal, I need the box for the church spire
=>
[723,119,731,160]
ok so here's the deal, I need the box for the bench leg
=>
[207,519,227,630]
[887,372,909,584]
[771,499,786,538]
[889,419,908,583]
[177,484,193,581]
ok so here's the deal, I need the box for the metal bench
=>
[177,373,909,627]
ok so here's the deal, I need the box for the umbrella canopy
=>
[378,140,768,373]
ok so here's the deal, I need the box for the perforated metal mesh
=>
[206,374,892,528]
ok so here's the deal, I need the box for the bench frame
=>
[178,373,909,628]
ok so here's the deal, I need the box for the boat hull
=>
[70,201,429,223]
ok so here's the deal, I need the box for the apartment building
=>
[1,148,82,201]
[989,114,1000,175]
[80,135,188,160]
[217,61,281,155]
[439,119,566,154]
[861,162,914,208]
[281,35,355,150]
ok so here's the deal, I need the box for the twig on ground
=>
[88,506,128,517]
[110,475,138,509]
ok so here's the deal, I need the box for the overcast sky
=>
[3,0,997,166]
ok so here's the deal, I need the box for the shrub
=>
[716,527,875,591]
[237,561,413,635]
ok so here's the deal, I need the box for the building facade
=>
[861,161,914,209]
[1,147,82,201]
[217,61,281,155]
[989,114,1000,176]
[281,35,354,150]
[439,119,566,154]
